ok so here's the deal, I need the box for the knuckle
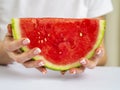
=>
[26,51,36,59]
[6,43,16,52]
[6,45,13,51]
[23,62,36,68]
[17,39,23,46]
[3,43,11,51]
[23,64,29,68]
[14,56,23,63]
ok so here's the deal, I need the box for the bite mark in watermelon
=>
[11,18,105,71]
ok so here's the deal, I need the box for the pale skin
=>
[0,16,106,75]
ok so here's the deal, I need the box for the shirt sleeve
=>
[86,0,113,18]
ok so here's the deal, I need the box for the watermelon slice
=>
[11,18,105,71]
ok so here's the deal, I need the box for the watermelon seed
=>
[48,34,50,37]
[59,51,62,54]
[44,38,47,42]
[80,32,83,37]
[41,40,44,43]
[63,38,67,41]
[38,32,41,35]
[38,40,41,43]
[38,36,41,39]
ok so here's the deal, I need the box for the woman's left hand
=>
[61,47,104,75]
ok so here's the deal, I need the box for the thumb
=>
[80,48,104,69]
[7,24,12,36]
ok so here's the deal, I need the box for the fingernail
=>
[80,58,87,65]
[71,70,76,75]
[23,38,30,45]
[96,49,104,58]
[38,61,45,66]
[96,49,102,55]
[42,71,47,75]
[42,70,47,75]
[33,48,41,55]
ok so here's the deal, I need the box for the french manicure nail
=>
[96,49,102,55]
[23,38,30,45]
[71,70,76,74]
[38,61,45,66]
[33,48,41,55]
[96,49,104,58]
[80,58,87,65]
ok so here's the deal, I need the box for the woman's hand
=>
[3,24,47,74]
[61,47,104,75]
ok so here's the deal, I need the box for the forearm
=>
[0,41,14,65]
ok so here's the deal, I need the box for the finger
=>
[23,60,45,68]
[36,67,47,74]
[5,38,30,52]
[14,48,41,63]
[7,24,12,36]
[61,70,67,75]
[93,47,104,59]
[80,58,95,69]
[69,66,85,74]
[80,48,104,69]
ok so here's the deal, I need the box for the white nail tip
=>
[72,71,76,74]
[80,59,87,65]
[23,38,30,45]
[33,48,41,55]
[39,61,44,66]
[97,50,102,55]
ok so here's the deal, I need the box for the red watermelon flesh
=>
[11,18,105,71]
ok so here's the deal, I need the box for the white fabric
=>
[0,0,113,40]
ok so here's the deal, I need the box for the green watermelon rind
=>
[86,20,105,58]
[11,19,29,52]
[11,18,105,71]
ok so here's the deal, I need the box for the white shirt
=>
[0,0,113,40]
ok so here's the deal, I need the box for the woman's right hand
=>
[3,24,47,74]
